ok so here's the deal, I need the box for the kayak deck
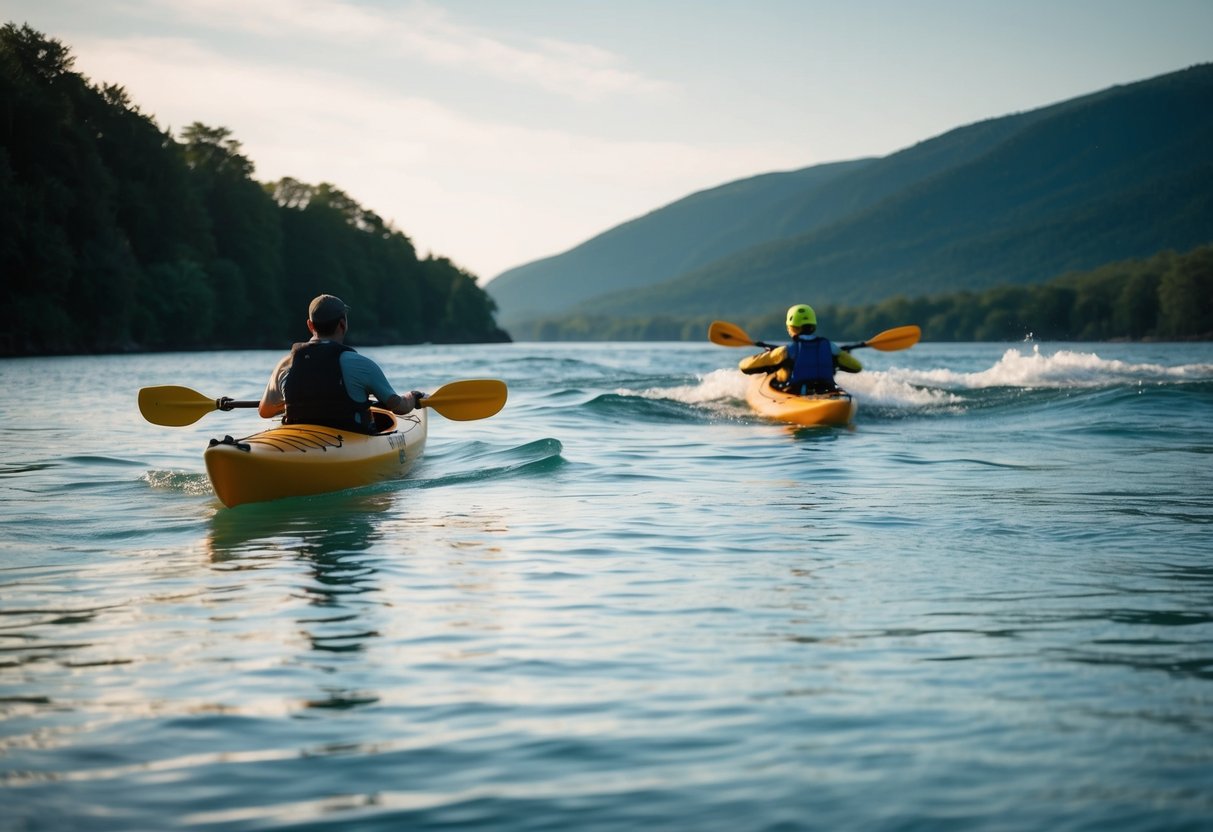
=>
[204,408,427,507]
[746,375,857,427]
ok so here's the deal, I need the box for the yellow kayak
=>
[746,375,857,427]
[204,408,427,508]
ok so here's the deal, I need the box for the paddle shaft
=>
[757,339,869,351]
[218,396,405,412]
[750,338,871,351]
[710,320,920,353]
[196,395,419,418]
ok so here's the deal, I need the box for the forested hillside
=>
[758,244,1213,343]
[516,244,1213,343]
[486,159,873,326]
[492,62,1213,339]
[0,24,509,357]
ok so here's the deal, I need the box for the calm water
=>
[2,340,1212,832]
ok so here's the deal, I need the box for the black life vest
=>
[780,334,837,394]
[282,341,372,433]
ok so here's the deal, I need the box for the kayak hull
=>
[746,375,857,427]
[204,408,427,508]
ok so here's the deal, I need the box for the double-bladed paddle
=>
[708,320,921,352]
[138,379,507,427]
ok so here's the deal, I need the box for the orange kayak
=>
[204,408,427,507]
[746,375,857,427]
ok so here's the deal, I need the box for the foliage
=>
[512,244,1213,342]
[0,24,509,356]
[817,245,1213,342]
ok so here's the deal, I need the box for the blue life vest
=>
[781,334,837,394]
[282,341,372,433]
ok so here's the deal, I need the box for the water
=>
[2,340,1212,832]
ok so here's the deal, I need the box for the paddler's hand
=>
[409,391,427,408]
[385,393,417,415]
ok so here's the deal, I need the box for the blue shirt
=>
[262,340,400,429]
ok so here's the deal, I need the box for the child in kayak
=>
[738,304,862,394]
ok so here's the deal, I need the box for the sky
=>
[4,0,1212,283]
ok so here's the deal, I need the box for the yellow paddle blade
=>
[708,320,756,347]
[862,325,922,352]
[421,379,507,421]
[138,385,220,427]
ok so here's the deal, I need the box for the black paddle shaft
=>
[217,398,260,411]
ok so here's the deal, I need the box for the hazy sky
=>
[5,0,1211,282]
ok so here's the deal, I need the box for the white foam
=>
[636,347,1213,416]
[841,372,963,408]
[638,368,749,405]
[894,346,1213,390]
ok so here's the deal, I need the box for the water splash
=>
[574,346,1212,420]
[896,346,1213,390]
[637,368,748,405]
[843,372,963,409]
[643,367,953,414]
[629,368,752,420]
[143,469,214,497]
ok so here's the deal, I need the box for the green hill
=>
[485,159,873,326]
[491,63,1213,337]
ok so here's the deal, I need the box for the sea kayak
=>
[203,408,427,508]
[746,375,857,427]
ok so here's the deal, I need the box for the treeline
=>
[800,245,1213,343]
[0,24,509,357]
[510,244,1213,342]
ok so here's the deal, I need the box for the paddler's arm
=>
[345,353,423,415]
[260,355,290,418]
[258,379,285,418]
[379,391,424,415]
[738,345,788,375]
[836,350,863,373]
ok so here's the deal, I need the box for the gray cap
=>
[308,294,349,325]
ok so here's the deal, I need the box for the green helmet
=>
[786,304,816,328]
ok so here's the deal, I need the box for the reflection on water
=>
[206,491,396,711]
[206,489,393,560]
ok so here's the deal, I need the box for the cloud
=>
[68,32,801,279]
[145,0,675,100]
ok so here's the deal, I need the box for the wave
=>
[414,438,566,486]
[617,369,751,421]
[620,346,1213,420]
[581,392,730,423]
[839,373,963,411]
[628,366,953,417]
[893,346,1213,390]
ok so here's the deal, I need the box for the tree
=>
[1158,249,1213,337]
[3,26,510,355]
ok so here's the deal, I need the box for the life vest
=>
[780,334,837,394]
[282,341,372,433]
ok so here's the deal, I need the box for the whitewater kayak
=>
[203,408,427,508]
[746,375,857,427]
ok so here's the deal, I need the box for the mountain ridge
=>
[485,158,873,324]
[488,62,1213,335]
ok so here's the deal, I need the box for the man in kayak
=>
[738,304,862,394]
[258,294,425,433]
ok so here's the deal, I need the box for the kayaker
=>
[738,304,862,394]
[258,294,425,433]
